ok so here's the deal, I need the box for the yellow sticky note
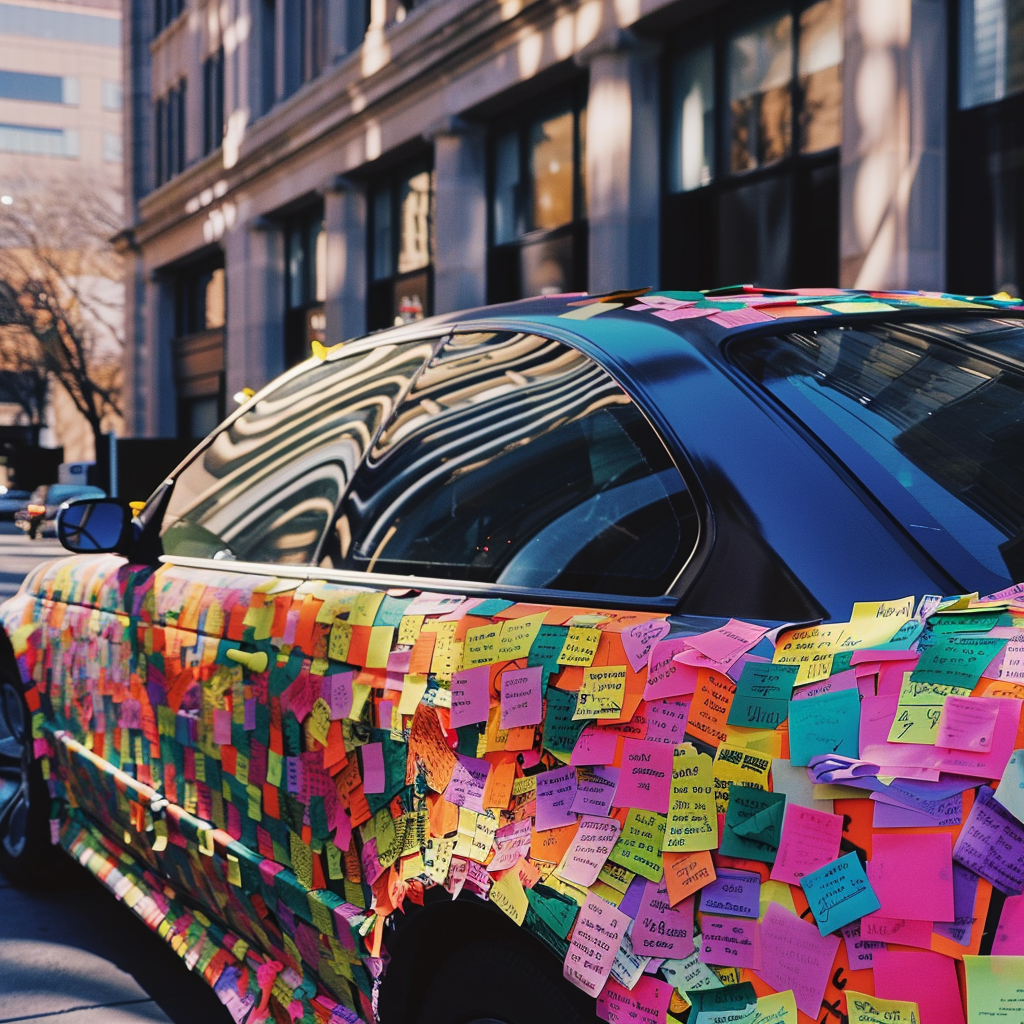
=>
[964,955,1024,1022]
[846,992,919,1024]
[329,622,352,662]
[758,879,796,919]
[496,613,546,661]
[712,743,770,814]
[465,622,502,667]
[226,853,241,887]
[398,615,424,647]
[397,676,428,716]
[887,680,971,745]
[851,596,915,622]
[308,697,332,745]
[349,683,372,722]
[426,621,459,679]
[365,626,395,669]
[349,592,385,626]
[488,868,528,925]
[557,626,602,667]
[665,748,717,852]
[573,665,626,719]
[744,990,797,1023]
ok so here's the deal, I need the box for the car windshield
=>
[731,317,1024,590]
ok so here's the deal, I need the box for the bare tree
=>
[0,327,48,446]
[0,178,124,455]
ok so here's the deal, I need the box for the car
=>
[2,286,1024,1024]
[13,483,106,538]
[0,487,31,522]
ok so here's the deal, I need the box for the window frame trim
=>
[146,318,711,610]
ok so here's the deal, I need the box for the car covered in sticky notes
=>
[2,287,1024,1024]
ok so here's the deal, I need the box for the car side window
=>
[331,331,699,597]
[160,341,435,564]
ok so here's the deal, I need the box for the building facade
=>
[122,0,1011,441]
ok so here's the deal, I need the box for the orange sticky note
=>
[687,669,737,748]
[663,850,716,906]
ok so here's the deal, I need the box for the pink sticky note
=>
[645,699,690,745]
[993,893,1024,954]
[698,914,760,969]
[755,903,839,1016]
[213,708,232,745]
[571,725,620,766]
[360,742,386,793]
[443,755,490,812]
[614,739,674,813]
[859,915,934,948]
[450,666,490,728]
[770,804,843,884]
[684,618,769,664]
[867,832,954,922]
[644,638,698,700]
[561,815,622,886]
[499,665,543,728]
[488,819,533,872]
[936,695,1000,752]
[535,765,578,831]
[571,766,619,816]
[621,619,672,672]
[564,893,631,996]
[632,882,694,959]
[708,307,774,328]
[597,976,673,1024]
[327,672,354,720]
[873,950,966,1024]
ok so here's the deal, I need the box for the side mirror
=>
[56,498,134,554]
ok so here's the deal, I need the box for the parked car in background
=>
[0,487,32,522]
[2,287,1024,1024]
[14,483,106,538]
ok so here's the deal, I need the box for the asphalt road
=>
[0,523,230,1024]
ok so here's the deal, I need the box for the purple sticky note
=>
[327,672,354,720]
[443,755,490,812]
[614,738,673,813]
[450,666,490,728]
[213,708,232,745]
[953,785,1024,895]
[755,903,839,1016]
[621,619,672,672]
[934,863,980,946]
[699,868,761,918]
[633,882,694,958]
[499,665,543,729]
[360,742,386,794]
[244,697,257,731]
[571,765,619,816]
[535,765,578,831]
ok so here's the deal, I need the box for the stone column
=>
[579,30,661,295]
[224,213,285,403]
[142,271,177,437]
[323,177,368,346]
[430,118,487,314]
[840,0,947,290]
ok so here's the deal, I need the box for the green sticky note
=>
[607,808,667,880]
[686,983,757,1014]
[911,635,1006,687]
[720,785,786,862]
[541,686,585,759]
[931,610,1003,634]
[886,681,972,745]
[788,688,860,766]
[964,955,1024,1021]
[727,662,798,729]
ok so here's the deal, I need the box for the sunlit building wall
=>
[122,0,1005,441]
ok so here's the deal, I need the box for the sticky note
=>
[644,637,698,700]
[911,635,1007,687]
[937,695,1001,751]
[994,749,1024,823]
[464,622,501,667]
[887,681,969,745]
[953,785,1024,895]
[687,619,768,665]
[499,665,543,728]
[535,765,578,831]
[571,765,619,816]
[686,669,737,747]
[360,742,385,794]
[608,808,667,880]
[560,815,621,886]
[873,950,966,1024]
[663,849,716,905]
[755,903,840,1017]
[742,991,798,1024]
[965,956,1024,1022]
[719,786,786,862]
[698,867,760,918]
[800,852,879,935]
[867,832,954,921]
[596,976,674,1024]
[699,914,760,969]
[573,665,627,719]
[488,868,528,925]
[845,992,919,1024]
[788,687,860,765]
[558,626,603,667]
[727,661,798,729]
[664,748,717,852]
[770,804,843,884]
[450,666,490,728]
[563,892,631,996]
[632,881,694,958]
[615,738,674,813]
[712,743,771,813]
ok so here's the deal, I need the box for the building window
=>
[0,70,78,105]
[154,0,185,36]
[0,123,78,157]
[284,203,326,368]
[0,3,119,46]
[102,131,122,163]
[102,79,122,111]
[662,0,843,290]
[950,0,1024,294]
[174,256,226,440]
[259,0,276,114]
[284,0,326,97]
[368,156,434,330]
[488,84,588,303]
[154,80,186,186]
[203,48,225,156]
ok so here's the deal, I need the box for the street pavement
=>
[0,522,229,1023]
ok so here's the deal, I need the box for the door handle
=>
[225,648,268,673]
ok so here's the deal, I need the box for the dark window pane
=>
[493,129,520,244]
[162,342,433,564]
[732,318,1024,584]
[718,175,792,286]
[337,332,697,596]
[669,42,715,192]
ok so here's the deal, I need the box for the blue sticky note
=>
[800,851,880,935]
[788,687,860,766]
[699,868,761,918]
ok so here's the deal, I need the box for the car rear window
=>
[731,317,1024,589]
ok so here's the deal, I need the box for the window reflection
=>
[798,0,843,153]
[670,42,715,192]
[728,13,793,173]
[530,107,574,231]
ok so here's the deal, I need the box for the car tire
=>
[407,935,596,1024]
[0,656,54,886]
